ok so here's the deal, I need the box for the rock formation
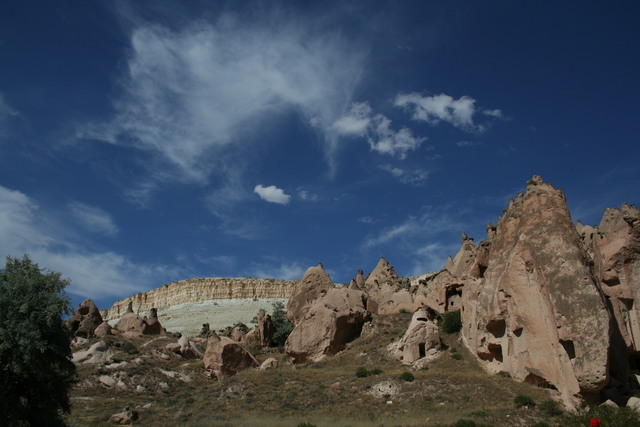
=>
[286,264,333,325]
[101,277,296,321]
[94,321,113,338]
[243,309,274,347]
[461,175,611,408]
[229,323,250,342]
[203,332,259,378]
[285,287,370,363]
[143,308,164,335]
[388,307,443,368]
[259,357,278,370]
[579,204,640,353]
[362,258,415,314]
[66,299,103,337]
[115,302,147,336]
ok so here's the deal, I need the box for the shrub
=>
[451,353,463,360]
[496,371,511,378]
[514,394,536,408]
[297,423,317,427]
[356,367,369,378]
[532,423,550,427]
[369,368,383,375]
[399,372,415,382]
[441,310,462,334]
[559,405,640,427]
[453,420,476,427]
[270,301,293,346]
[539,399,562,416]
[0,256,76,426]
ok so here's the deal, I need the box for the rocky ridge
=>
[101,277,296,321]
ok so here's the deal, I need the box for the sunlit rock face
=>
[461,176,611,408]
[102,277,296,320]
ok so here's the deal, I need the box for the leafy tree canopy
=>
[0,256,76,426]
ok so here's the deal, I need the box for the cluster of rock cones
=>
[67,175,640,411]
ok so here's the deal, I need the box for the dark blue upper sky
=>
[1,1,638,309]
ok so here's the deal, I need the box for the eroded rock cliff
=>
[102,277,296,321]
[461,175,611,408]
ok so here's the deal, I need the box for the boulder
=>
[259,357,279,370]
[72,340,113,364]
[203,332,259,378]
[285,287,370,363]
[66,299,103,337]
[115,302,147,336]
[388,307,443,367]
[94,321,113,338]
[143,308,164,335]
[229,323,249,342]
[108,407,139,425]
[244,310,274,347]
[178,335,203,359]
[287,264,333,325]
[628,396,640,413]
[461,175,611,409]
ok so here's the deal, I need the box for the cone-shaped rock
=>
[66,299,103,337]
[286,263,333,325]
[461,175,610,408]
[143,307,164,335]
[362,257,414,314]
[364,257,400,289]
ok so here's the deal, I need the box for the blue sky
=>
[1,1,639,310]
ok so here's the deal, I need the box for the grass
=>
[65,312,559,426]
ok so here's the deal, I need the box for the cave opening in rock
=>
[478,265,488,278]
[524,373,557,390]
[445,286,463,312]
[560,339,576,359]
[419,343,426,358]
[513,327,523,337]
[486,319,506,338]
[488,343,503,363]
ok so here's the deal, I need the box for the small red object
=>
[590,418,601,427]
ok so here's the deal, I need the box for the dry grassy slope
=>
[66,313,559,426]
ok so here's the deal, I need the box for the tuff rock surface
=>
[461,175,611,408]
[203,332,259,378]
[67,299,103,337]
[363,258,416,315]
[286,264,333,325]
[285,287,370,363]
[388,307,443,368]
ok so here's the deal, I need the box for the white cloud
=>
[456,140,482,148]
[78,20,365,183]
[483,109,503,118]
[379,164,429,185]
[0,185,180,298]
[395,92,493,131]
[333,102,425,158]
[250,261,305,280]
[0,93,19,136]
[298,190,319,202]
[410,242,459,275]
[363,207,461,248]
[68,201,119,236]
[357,216,377,224]
[254,184,291,205]
[332,102,372,136]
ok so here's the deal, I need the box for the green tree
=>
[270,301,293,347]
[0,256,76,426]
